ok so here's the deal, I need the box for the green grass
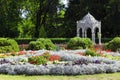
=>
[0,73,120,80]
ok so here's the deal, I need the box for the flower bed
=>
[0,50,120,75]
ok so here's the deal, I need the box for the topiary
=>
[0,38,19,53]
[28,41,45,50]
[67,37,92,49]
[105,37,120,51]
[37,38,56,50]
[28,38,56,50]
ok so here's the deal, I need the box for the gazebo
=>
[76,13,101,44]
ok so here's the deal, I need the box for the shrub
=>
[37,38,56,50]
[28,38,56,50]
[105,37,120,51]
[67,37,92,49]
[0,38,19,53]
[85,49,100,56]
[28,41,45,50]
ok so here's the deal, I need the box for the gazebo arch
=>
[77,13,101,44]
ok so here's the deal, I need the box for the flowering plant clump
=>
[49,55,61,61]
[41,52,50,60]
[28,56,47,65]
[28,51,61,65]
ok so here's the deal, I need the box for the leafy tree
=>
[0,0,22,37]
[17,18,35,38]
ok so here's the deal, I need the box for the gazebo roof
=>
[80,13,99,24]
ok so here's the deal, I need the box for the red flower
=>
[49,55,61,61]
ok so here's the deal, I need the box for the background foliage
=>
[0,0,119,38]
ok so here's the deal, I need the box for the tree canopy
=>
[0,0,119,38]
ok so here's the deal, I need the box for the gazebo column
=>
[82,29,84,38]
[92,30,95,44]
[98,25,101,45]
[98,33,101,45]
[84,30,87,38]
[77,28,80,37]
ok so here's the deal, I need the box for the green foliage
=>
[0,0,22,37]
[28,56,47,65]
[101,38,113,43]
[64,0,120,38]
[105,54,120,61]
[50,38,70,44]
[14,38,70,44]
[85,49,100,56]
[14,38,36,44]
[28,52,51,65]
[0,38,19,53]
[105,37,120,51]
[28,38,56,50]
[42,52,50,60]
[39,26,47,38]
[37,38,56,50]
[28,41,45,50]
[67,37,92,49]
[17,18,35,38]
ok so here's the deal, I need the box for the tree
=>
[33,0,59,38]
[17,18,35,38]
[0,0,22,37]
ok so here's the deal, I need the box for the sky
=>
[61,0,69,7]
[62,0,68,4]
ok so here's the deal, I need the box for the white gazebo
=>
[77,13,101,44]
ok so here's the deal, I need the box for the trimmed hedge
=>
[104,37,120,51]
[14,38,70,44]
[101,38,113,43]
[14,38,36,44]
[14,38,113,45]
[0,38,19,53]
[67,37,93,49]
[28,38,56,50]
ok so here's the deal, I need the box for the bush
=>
[28,41,45,50]
[105,37,120,51]
[28,38,56,50]
[85,49,100,56]
[67,37,92,49]
[37,38,56,50]
[0,38,19,53]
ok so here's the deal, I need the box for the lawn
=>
[0,73,120,80]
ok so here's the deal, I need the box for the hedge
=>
[14,38,70,44]
[14,38,112,45]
